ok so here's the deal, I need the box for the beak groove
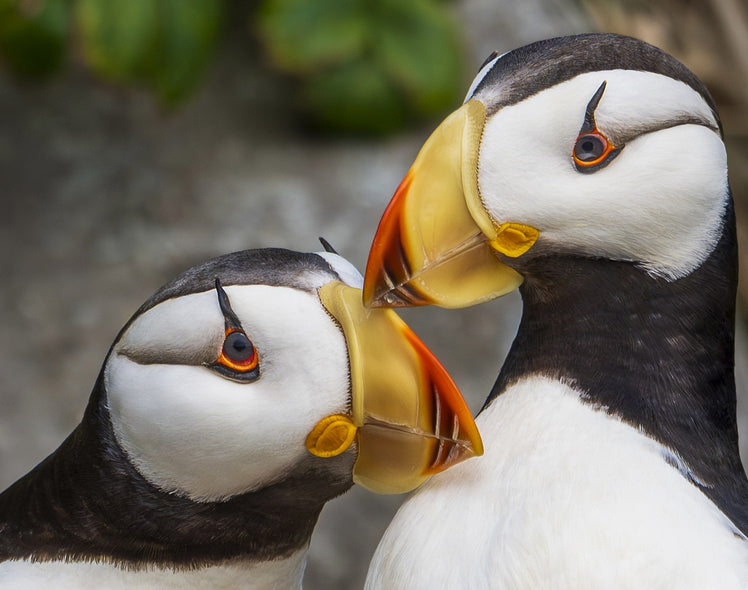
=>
[401,326,484,473]
[364,173,431,308]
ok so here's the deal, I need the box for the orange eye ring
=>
[572,130,618,171]
[217,329,259,373]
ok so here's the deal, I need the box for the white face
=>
[475,69,728,279]
[105,279,352,502]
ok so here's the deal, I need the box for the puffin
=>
[0,247,482,589]
[362,33,748,588]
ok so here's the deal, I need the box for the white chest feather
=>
[0,550,306,590]
[366,377,748,589]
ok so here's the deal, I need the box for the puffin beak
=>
[314,281,483,494]
[363,99,538,309]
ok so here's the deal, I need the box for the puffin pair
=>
[0,248,481,588]
[4,31,747,589]
[363,33,748,588]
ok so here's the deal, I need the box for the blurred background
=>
[1,0,747,587]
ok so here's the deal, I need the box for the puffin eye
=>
[572,131,619,172]
[213,329,259,381]
[574,133,606,161]
[222,330,256,365]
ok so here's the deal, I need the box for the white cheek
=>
[107,286,350,502]
[477,72,728,278]
[118,291,223,364]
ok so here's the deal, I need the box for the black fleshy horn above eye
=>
[318,237,338,254]
[581,80,607,134]
[572,80,622,173]
[211,280,260,383]
[215,277,242,331]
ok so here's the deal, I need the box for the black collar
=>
[490,201,748,534]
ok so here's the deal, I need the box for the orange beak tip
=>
[429,443,483,474]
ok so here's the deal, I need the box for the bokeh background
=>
[1,1,747,587]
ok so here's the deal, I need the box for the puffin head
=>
[104,248,482,502]
[363,33,729,308]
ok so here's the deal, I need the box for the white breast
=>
[366,377,748,589]
[0,550,306,590]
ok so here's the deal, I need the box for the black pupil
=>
[224,331,254,362]
[575,134,605,162]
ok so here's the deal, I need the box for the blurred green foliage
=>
[256,0,464,134]
[75,0,223,103]
[0,0,465,134]
[0,0,222,103]
[0,0,69,77]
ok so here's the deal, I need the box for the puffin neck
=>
[488,202,748,532]
[0,372,354,568]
